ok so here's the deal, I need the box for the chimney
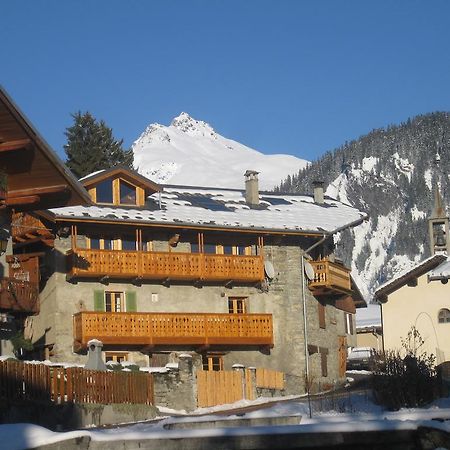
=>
[312,181,324,205]
[245,170,260,207]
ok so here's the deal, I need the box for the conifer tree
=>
[64,111,133,178]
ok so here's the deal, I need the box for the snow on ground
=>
[3,392,450,450]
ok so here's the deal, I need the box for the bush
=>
[372,327,440,410]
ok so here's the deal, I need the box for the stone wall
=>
[28,232,354,394]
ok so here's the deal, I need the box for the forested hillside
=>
[276,112,450,298]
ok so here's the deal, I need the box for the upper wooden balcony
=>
[0,278,39,314]
[308,259,352,296]
[68,249,264,284]
[73,311,273,351]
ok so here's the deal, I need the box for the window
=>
[202,354,224,371]
[120,180,137,205]
[96,179,113,203]
[228,297,247,314]
[438,308,450,323]
[318,302,326,329]
[345,313,354,335]
[105,291,124,312]
[87,236,115,250]
[121,237,137,251]
[105,352,128,363]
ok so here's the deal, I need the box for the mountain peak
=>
[170,112,216,138]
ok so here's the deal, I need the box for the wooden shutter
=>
[93,290,105,311]
[126,291,137,312]
[318,302,326,329]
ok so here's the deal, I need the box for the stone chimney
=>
[245,170,260,207]
[312,181,324,205]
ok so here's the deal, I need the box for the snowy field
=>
[3,389,450,450]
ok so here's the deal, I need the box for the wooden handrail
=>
[70,248,264,283]
[308,259,351,293]
[73,311,273,349]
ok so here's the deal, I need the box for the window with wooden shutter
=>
[126,291,137,312]
[318,302,326,329]
[93,290,105,311]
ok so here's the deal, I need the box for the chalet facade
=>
[14,166,366,393]
[0,86,90,352]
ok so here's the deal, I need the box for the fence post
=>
[247,367,257,400]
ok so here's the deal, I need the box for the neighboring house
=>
[374,188,450,364]
[356,303,383,351]
[0,86,90,352]
[14,168,366,393]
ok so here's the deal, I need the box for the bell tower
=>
[429,186,450,255]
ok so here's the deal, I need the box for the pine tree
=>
[64,111,134,178]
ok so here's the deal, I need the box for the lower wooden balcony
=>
[0,278,39,314]
[69,249,264,284]
[308,260,352,296]
[73,311,273,351]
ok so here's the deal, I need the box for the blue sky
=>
[2,1,450,162]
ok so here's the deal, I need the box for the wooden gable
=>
[81,167,161,207]
[0,87,91,212]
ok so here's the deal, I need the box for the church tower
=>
[429,186,450,255]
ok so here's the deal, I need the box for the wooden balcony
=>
[0,278,39,314]
[73,311,273,351]
[69,249,264,283]
[308,260,352,296]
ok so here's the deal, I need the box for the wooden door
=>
[338,336,347,377]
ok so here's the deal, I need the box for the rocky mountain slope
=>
[132,112,309,190]
[276,112,450,299]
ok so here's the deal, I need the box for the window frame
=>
[438,308,450,323]
[202,354,224,371]
[105,291,125,312]
[228,297,247,314]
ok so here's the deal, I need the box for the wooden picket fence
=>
[0,360,154,405]
[197,367,284,407]
[255,368,284,390]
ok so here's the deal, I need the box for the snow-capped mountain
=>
[132,112,309,190]
[277,112,450,300]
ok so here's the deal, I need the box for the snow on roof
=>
[356,303,381,328]
[374,254,447,298]
[79,169,105,181]
[428,257,450,279]
[48,185,367,234]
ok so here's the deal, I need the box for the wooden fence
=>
[197,368,285,407]
[0,360,154,405]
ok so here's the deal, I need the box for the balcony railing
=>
[73,311,273,351]
[0,278,39,313]
[69,249,264,283]
[308,260,352,296]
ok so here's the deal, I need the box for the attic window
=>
[120,180,137,205]
[96,179,113,203]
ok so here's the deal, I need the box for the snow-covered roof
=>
[428,258,450,280]
[374,254,447,300]
[356,303,382,328]
[47,185,367,235]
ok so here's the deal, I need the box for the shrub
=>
[372,327,440,410]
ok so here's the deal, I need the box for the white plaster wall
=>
[382,273,450,364]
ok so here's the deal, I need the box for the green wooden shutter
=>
[126,291,137,312]
[93,290,105,311]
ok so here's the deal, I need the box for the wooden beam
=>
[0,139,33,153]
[4,195,40,206]
[7,184,69,199]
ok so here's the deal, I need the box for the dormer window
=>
[120,180,137,205]
[82,168,161,207]
[96,179,114,203]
